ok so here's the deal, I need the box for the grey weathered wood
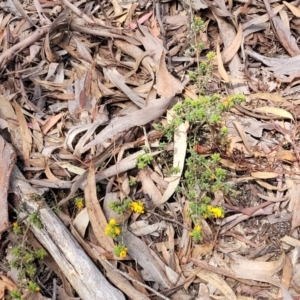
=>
[10,166,125,300]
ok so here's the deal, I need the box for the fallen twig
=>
[0,26,50,68]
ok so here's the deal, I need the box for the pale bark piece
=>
[0,136,16,233]
[105,68,145,108]
[12,101,32,167]
[122,230,172,289]
[139,168,162,205]
[196,270,237,300]
[155,50,184,97]
[10,166,125,300]
[158,122,187,204]
[246,48,300,76]
[230,251,285,276]
[81,97,173,154]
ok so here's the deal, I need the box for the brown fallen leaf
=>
[283,1,300,18]
[155,50,184,97]
[217,43,229,82]
[222,24,243,64]
[251,171,280,179]
[248,92,289,104]
[79,62,95,109]
[0,274,17,299]
[275,149,297,162]
[42,112,64,134]
[254,107,294,120]
[84,164,114,252]
[281,255,292,291]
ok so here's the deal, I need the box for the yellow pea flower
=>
[130,201,145,214]
[114,244,128,258]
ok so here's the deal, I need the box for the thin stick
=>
[0,26,49,68]
[148,210,190,230]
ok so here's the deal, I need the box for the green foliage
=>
[184,17,205,58]
[11,289,23,300]
[75,197,85,209]
[192,16,204,32]
[188,52,216,93]
[34,249,46,260]
[158,141,167,151]
[10,246,46,282]
[189,225,202,243]
[166,166,181,175]
[13,222,22,234]
[154,93,246,232]
[185,151,229,195]
[28,212,43,228]
[27,281,40,292]
[109,198,132,214]
[129,177,137,186]
[156,94,245,143]
[136,154,153,169]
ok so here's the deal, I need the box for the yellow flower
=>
[104,226,110,235]
[189,225,202,242]
[211,207,224,218]
[13,222,18,228]
[75,197,85,210]
[205,205,224,219]
[130,201,145,214]
[105,220,121,238]
[114,244,128,258]
[109,219,117,225]
[194,225,201,231]
[119,249,127,258]
[76,201,84,209]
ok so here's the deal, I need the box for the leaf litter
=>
[1,0,300,299]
